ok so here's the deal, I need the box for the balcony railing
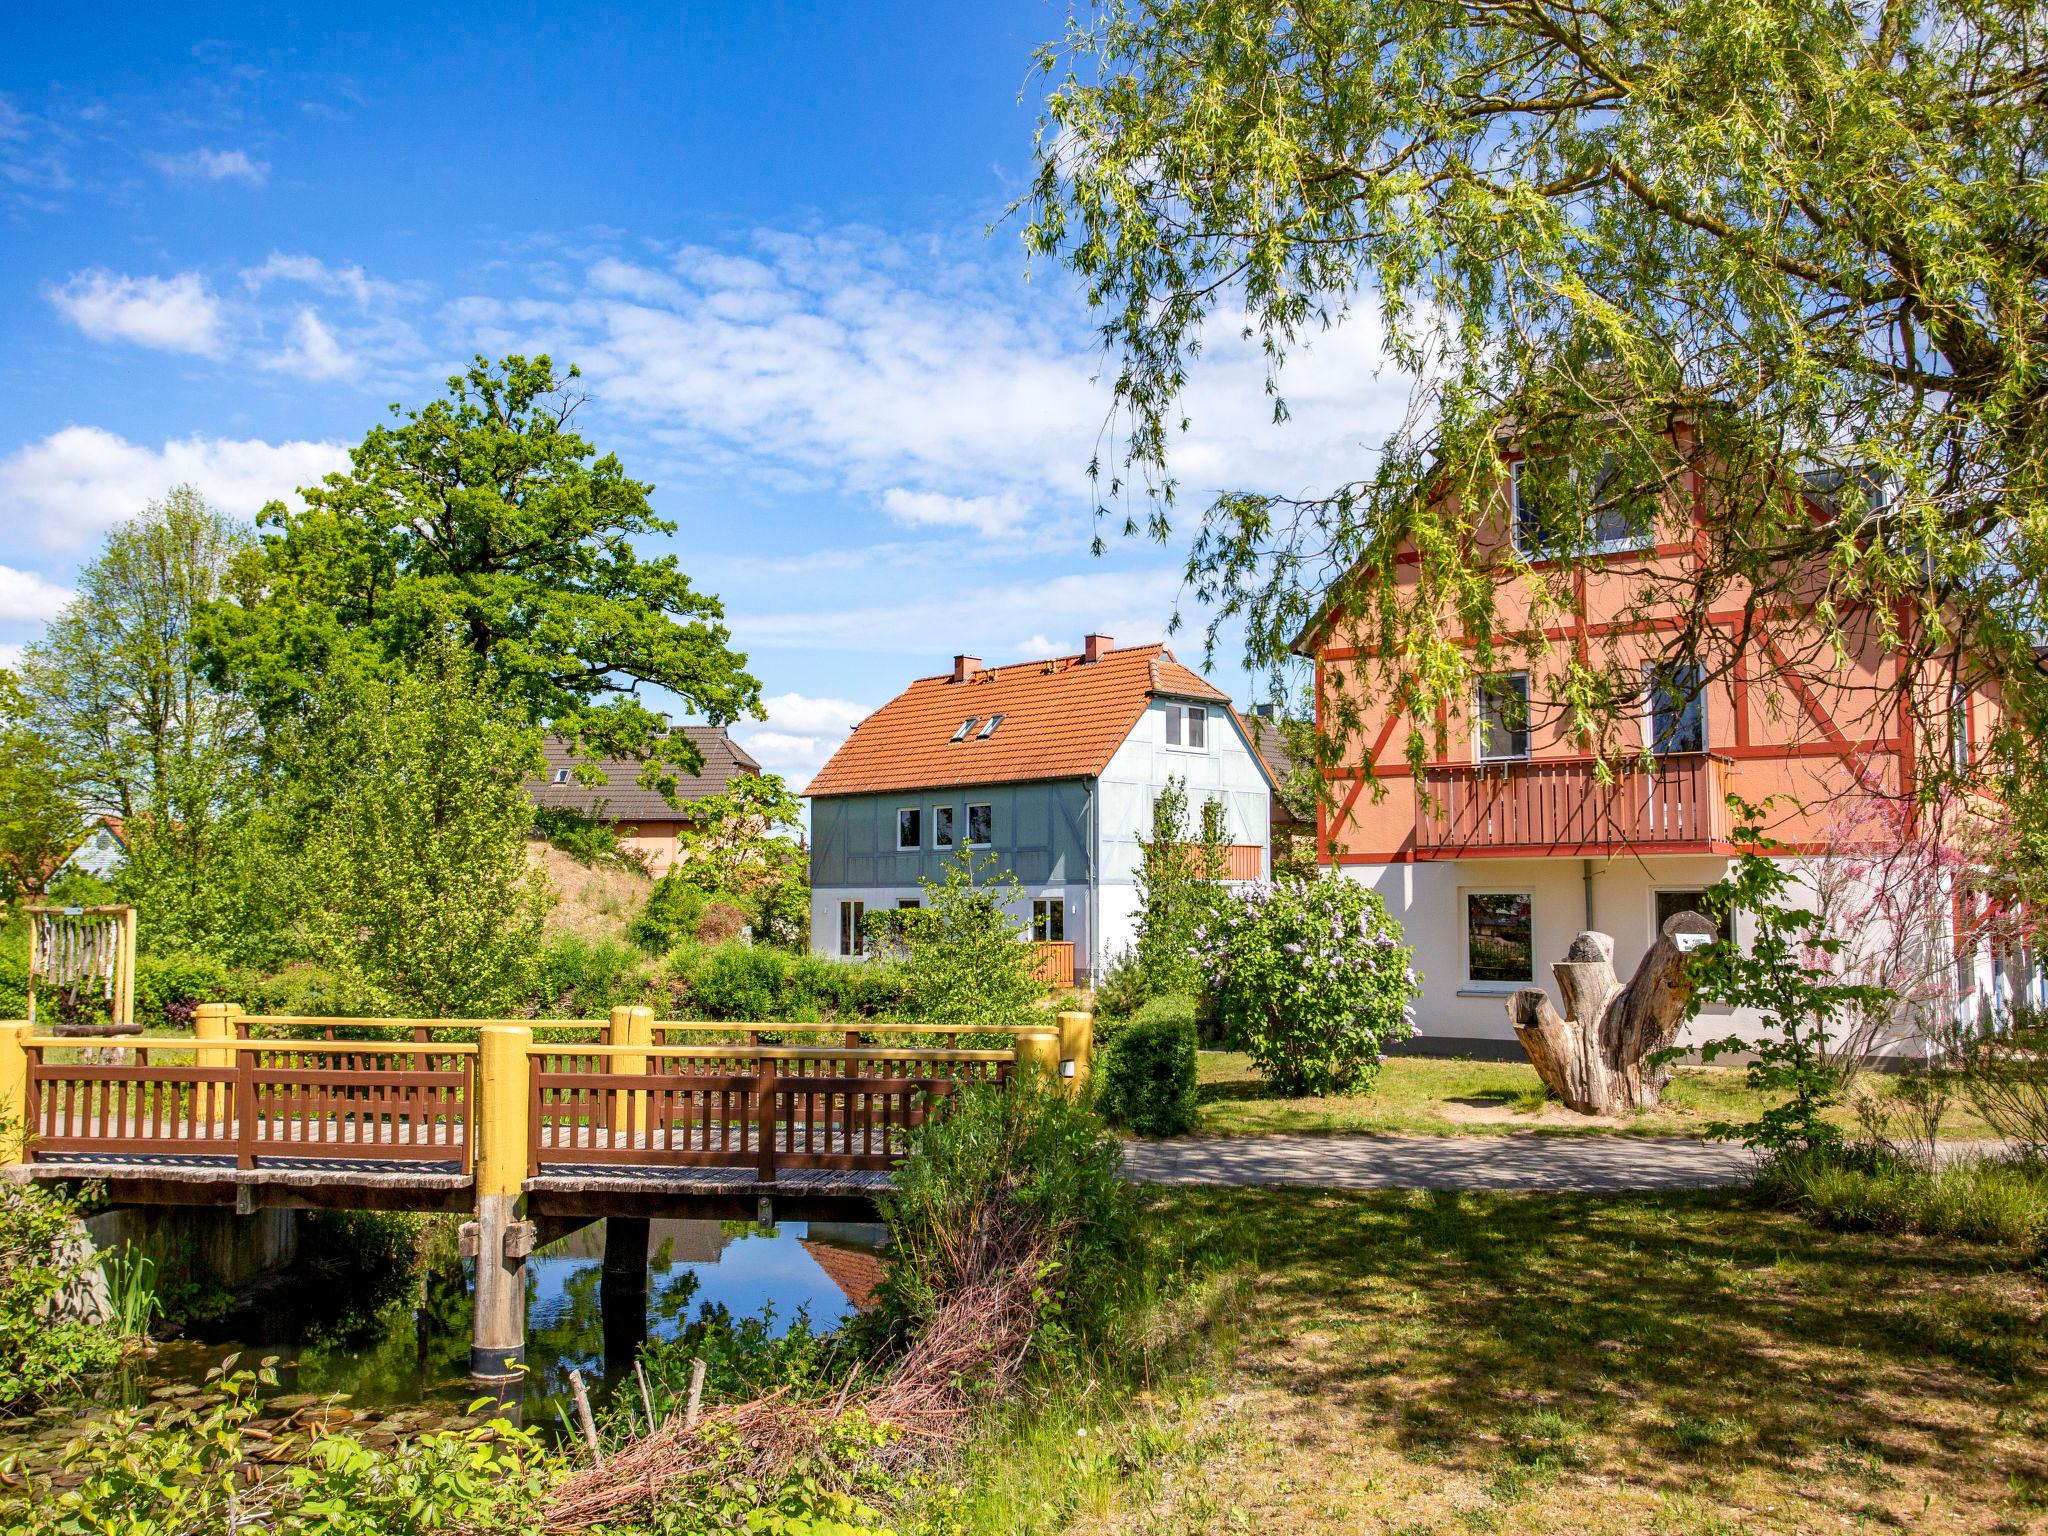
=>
[1414,752,1729,855]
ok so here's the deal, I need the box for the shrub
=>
[874,1075,1135,1358]
[696,901,749,946]
[1955,1003,2048,1159]
[693,940,790,1020]
[1199,878,1418,1096]
[533,804,631,868]
[0,1179,123,1409]
[1091,950,1148,1022]
[1761,1146,2048,1255]
[629,872,710,954]
[1129,776,1231,1002]
[134,949,235,1029]
[535,934,650,1014]
[1096,1001,1200,1137]
[877,847,1041,1032]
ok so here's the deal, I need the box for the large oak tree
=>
[203,354,761,792]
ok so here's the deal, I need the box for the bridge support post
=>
[1056,1010,1094,1097]
[193,1002,236,1069]
[600,1217,649,1379]
[0,1020,29,1164]
[471,1023,533,1383]
[1016,1027,1060,1083]
[611,1004,652,1146]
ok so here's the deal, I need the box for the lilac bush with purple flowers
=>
[1198,877,1419,1096]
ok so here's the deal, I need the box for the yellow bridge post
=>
[471,1023,534,1383]
[1056,1010,1095,1097]
[611,1004,652,1142]
[0,1020,29,1164]
[1016,1027,1060,1083]
[193,1002,238,1069]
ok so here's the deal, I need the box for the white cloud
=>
[240,252,389,307]
[0,642,25,671]
[48,270,227,356]
[736,566,1185,659]
[263,308,359,380]
[152,148,269,185]
[0,565,72,623]
[731,692,874,786]
[0,426,349,552]
[880,487,1029,539]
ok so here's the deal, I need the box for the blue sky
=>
[0,3,1406,785]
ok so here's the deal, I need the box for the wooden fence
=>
[7,1011,1072,1182]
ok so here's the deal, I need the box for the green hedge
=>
[1096,998,1200,1138]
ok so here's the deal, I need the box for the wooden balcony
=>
[1414,753,1730,857]
[1030,941,1075,990]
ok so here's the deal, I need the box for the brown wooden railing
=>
[526,1043,1012,1179]
[12,1015,1064,1184]
[23,1038,474,1170]
[1221,844,1265,881]
[1415,752,1729,854]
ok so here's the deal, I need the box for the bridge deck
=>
[11,1151,894,1220]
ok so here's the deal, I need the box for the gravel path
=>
[1120,1132,1756,1193]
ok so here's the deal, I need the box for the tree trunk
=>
[1506,911,1718,1114]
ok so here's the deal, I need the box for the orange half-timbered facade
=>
[1300,448,2021,1056]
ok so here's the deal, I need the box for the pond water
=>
[1,1217,884,1471]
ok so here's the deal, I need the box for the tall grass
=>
[1761,1147,2048,1255]
[99,1244,162,1340]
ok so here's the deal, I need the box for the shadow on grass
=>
[1151,1186,2047,1510]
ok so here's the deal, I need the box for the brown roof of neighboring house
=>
[801,1240,884,1312]
[529,729,761,822]
[1244,713,1312,828]
[805,641,1250,799]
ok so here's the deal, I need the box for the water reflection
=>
[57,1219,883,1434]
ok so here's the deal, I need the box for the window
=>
[1031,899,1065,943]
[967,802,993,846]
[933,805,956,848]
[977,713,1006,739]
[552,767,571,784]
[1646,662,1706,754]
[1466,892,1534,984]
[1654,889,1723,944]
[896,898,920,910]
[1476,673,1531,762]
[1512,456,1640,558]
[838,900,866,957]
[896,807,922,851]
[951,717,979,742]
[1164,702,1208,749]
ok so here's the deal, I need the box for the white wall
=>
[1092,700,1272,977]
[1335,853,1926,1054]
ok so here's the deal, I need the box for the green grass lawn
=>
[1050,1186,2048,1535]
[1194,1049,2003,1139]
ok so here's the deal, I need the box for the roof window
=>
[977,713,1006,739]
[552,768,571,783]
[951,717,980,742]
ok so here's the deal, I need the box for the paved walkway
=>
[1121,1132,1755,1193]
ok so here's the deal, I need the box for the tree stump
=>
[1505,911,1719,1115]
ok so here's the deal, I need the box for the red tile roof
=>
[804,643,1238,798]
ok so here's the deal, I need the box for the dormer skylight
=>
[951,717,980,742]
[977,714,1006,739]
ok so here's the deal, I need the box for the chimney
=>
[1083,633,1113,663]
[952,654,981,683]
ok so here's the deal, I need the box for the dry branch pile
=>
[540,1200,1055,1530]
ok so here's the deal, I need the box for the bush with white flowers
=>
[1197,877,1419,1096]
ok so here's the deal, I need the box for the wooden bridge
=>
[0,1005,1093,1380]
